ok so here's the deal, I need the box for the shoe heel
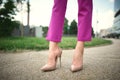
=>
[58,51,62,68]
[59,56,61,67]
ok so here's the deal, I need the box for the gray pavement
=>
[0,39,120,80]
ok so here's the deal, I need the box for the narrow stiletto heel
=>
[57,49,62,68]
[59,55,61,67]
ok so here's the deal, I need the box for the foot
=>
[71,52,83,72]
[71,41,84,72]
[41,47,62,71]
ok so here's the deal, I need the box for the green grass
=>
[0,37,112,52]
[60,37,112,48]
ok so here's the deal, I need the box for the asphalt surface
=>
[0,39,120,80]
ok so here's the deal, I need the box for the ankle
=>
[49,47,60,53]
[49,41,59,51]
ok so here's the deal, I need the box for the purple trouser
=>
[46,0,93,42]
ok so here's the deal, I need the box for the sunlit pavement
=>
[0,39,120,80]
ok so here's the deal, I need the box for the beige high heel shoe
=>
[41,48,62,72]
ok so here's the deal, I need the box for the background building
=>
[12,26,43,38]
[30,26,43,38]
[102,0,120,38]
[112,0,120,38]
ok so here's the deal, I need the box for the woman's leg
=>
[71,0,93,72]
[41,0,67,71]
[46,0,68,42]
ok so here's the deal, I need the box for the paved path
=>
[0,39,120,80]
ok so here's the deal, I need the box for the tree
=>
[0,0,2,5]
[42,26,48,37]
[27,0,30,28]
[69,20,77,35]
[92,27,95,38]
[0,0,20,37]
[64,18,69,34]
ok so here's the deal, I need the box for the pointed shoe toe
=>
[70,65,83,72]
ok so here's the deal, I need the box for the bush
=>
[0,19,20,37]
